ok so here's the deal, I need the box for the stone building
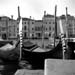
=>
[0,16,9,39]
[1,11,75,40]
[22,13,60,39]
[8,19,19,39]
[0,16,19,40]
[42,14,55,39]
[42,11,60,39]
[59,14,75,38]
[34,20,43,39]
[22,17,35,39]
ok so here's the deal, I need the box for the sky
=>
[0,0,75,20]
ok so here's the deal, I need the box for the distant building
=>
[42,12,60,39]
[22,18,35,39]
[1,12,75,40]
[59,14,75,38]
[22,13,60,39]
[0,16,9,39]
[0,16,19,40]
[42,14,55,38]
[34,20,43,39]
[8,19,19,39]
[67,15,75,38]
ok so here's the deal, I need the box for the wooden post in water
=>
[19,18,22,61]
[59,20,65,59]
[18,6,22,61]
[54,5,57,47]
[66,7,68,39]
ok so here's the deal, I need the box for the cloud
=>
[0,0,75,19]
[24,0,45,14]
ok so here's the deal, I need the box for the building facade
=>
[22,14,75,39]
[22,18,35,39]
[0,16,19,40]
[22,14,60,39]
[8,19,19,39]
[34,20,43,39]
[42,14,55,38]
[0,13,75,40]
[59,14,75,38]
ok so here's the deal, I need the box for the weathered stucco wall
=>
[45,59,75,75]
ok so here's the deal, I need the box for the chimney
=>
[44,11,46,16]
[30,16,31,19]
[11,15,13,19]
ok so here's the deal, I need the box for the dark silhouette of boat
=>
[0,40,20,75]
[0,40,19,62]
[22,40,75,69]
[0,40,75,70]
[22,42,62,69]
[67,42,75,59]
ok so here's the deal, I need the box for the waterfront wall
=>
[15,69,44,75]
[45,59,75,75]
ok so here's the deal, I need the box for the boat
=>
[0,38,74,70]
[0,40,20,62]
[67,40,75,59]
[21,41,67,69]
[21,37,75,70]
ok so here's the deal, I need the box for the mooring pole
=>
[54,5,57,47]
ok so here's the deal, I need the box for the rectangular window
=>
[49,22,51,24]
[2,27,6,31]
[9,33,11,36]
[35,27,41,31]
[46,22,47,24]
[17,28,19,30]
[32,28,34,30]
[53,28,54,30]
[25,22,26,24]
[53,22,55,24]
[24,26,27,30]
[32,22,34,24]
[46,28,47,30]
[49,26,51,30]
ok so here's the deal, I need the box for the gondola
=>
[22,41,62,69]
[0,39,75,70]
[0,40,20,75]
[0,40,20,62]
[21,40,75,69]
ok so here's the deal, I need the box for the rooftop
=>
[22,17,35,21]
[35,20,43,22]
[44,14,54,18]
[0,16,17,21]
[59,14,75,20]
